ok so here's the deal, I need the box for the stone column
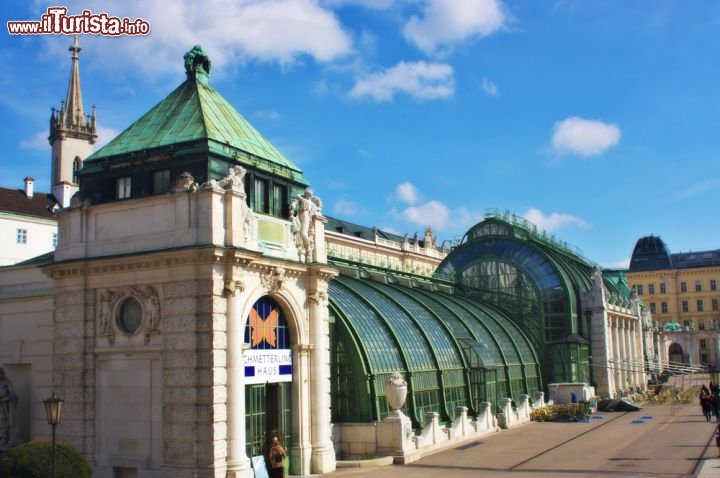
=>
[291,344,313,475]
[225,280,253,478]
[611,316,620,395]
[307,269,336,474]
[630,322,640,388]
[621,319,629,390]
[625,320,633,389]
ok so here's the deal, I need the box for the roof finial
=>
[183,45,211,84]
[69,34,81,59]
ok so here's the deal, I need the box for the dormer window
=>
[116,176,131,199]
[153,169,170,194]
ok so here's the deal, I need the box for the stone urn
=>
[385,372,408,414]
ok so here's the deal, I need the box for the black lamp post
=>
[43,392,64,478]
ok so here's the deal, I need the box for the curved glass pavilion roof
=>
[326,212,636,425]
[434,213,634,387]
[328,271,540,425]
[436,215,598,346]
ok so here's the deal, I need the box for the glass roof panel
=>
[334,276,435,371]
[379,284,463,369]
[328,281,405,373]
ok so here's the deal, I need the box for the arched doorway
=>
[244,296,292,469]
[669,343,684,364]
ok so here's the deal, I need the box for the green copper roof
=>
[86,45,304,180]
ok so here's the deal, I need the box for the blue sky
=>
[3,1,720,268]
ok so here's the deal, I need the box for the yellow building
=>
[627,235,720,366]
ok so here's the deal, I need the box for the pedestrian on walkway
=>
[268,436,287,478]
[701,389,713,422]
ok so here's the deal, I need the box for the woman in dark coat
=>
[268,436,287,478]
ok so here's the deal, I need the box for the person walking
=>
[268,436,287,478]
[701,388,713,421]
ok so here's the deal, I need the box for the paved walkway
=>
[321,400,720,478]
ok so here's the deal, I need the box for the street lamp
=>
[43,392,64,478]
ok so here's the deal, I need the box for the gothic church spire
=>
[49,36,97,207]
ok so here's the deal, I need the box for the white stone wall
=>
[0,264,55,444]
[0,214,58,266]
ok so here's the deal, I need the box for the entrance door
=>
[246,382,291,461]
[669,343,684,364]
[244,296,293,468]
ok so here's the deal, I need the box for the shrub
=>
[0,440,92,478]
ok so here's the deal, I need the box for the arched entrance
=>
[669,343,684,364]
[244,296,292,469]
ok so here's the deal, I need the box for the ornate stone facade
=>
[28,178,338,477]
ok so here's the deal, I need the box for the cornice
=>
[41,246,261,279]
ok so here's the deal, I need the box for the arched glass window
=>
[244,296,289,350]
[73,156,82,184]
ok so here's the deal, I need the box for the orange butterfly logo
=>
[250,307,279,347]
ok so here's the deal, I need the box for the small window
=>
[660,282,667,294]
[661,301,668,314]
[701,339,708,349]
[680,282,687,293]
[16,228,27,244]
[270,183,286,217]
[713,298,718,312]
[696,280,702,292]
[116,176,131,199]
[682,300,689,313]
[253,178,268,214]
[52,232,58,248]
[697,300,704,312]
[711,279,717,291]
[648,283,655,294]
[153,169,170,194]
[116,297,143,334]
[636,285,644,295]
[650,302,656,314]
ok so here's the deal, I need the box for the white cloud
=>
[481,77,499,96]
[403,0,507,54]
[551,117,621,157]
[402,200,451,230]
[95,125,120,149]
[321,0,397,9]
[255,109,282,120]
[673,177,720,201]
[333,198,364,215]
[522,207,589,231]
[55,0,354,77]
[349,61,454,101]
[20,131,49,150]
[391,184,484,232]
[396,182,421,204]
[21,125,118,151]
[606,258,631,269]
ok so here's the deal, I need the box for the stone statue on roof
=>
[290,188,323,263]
[200,165,246,194]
